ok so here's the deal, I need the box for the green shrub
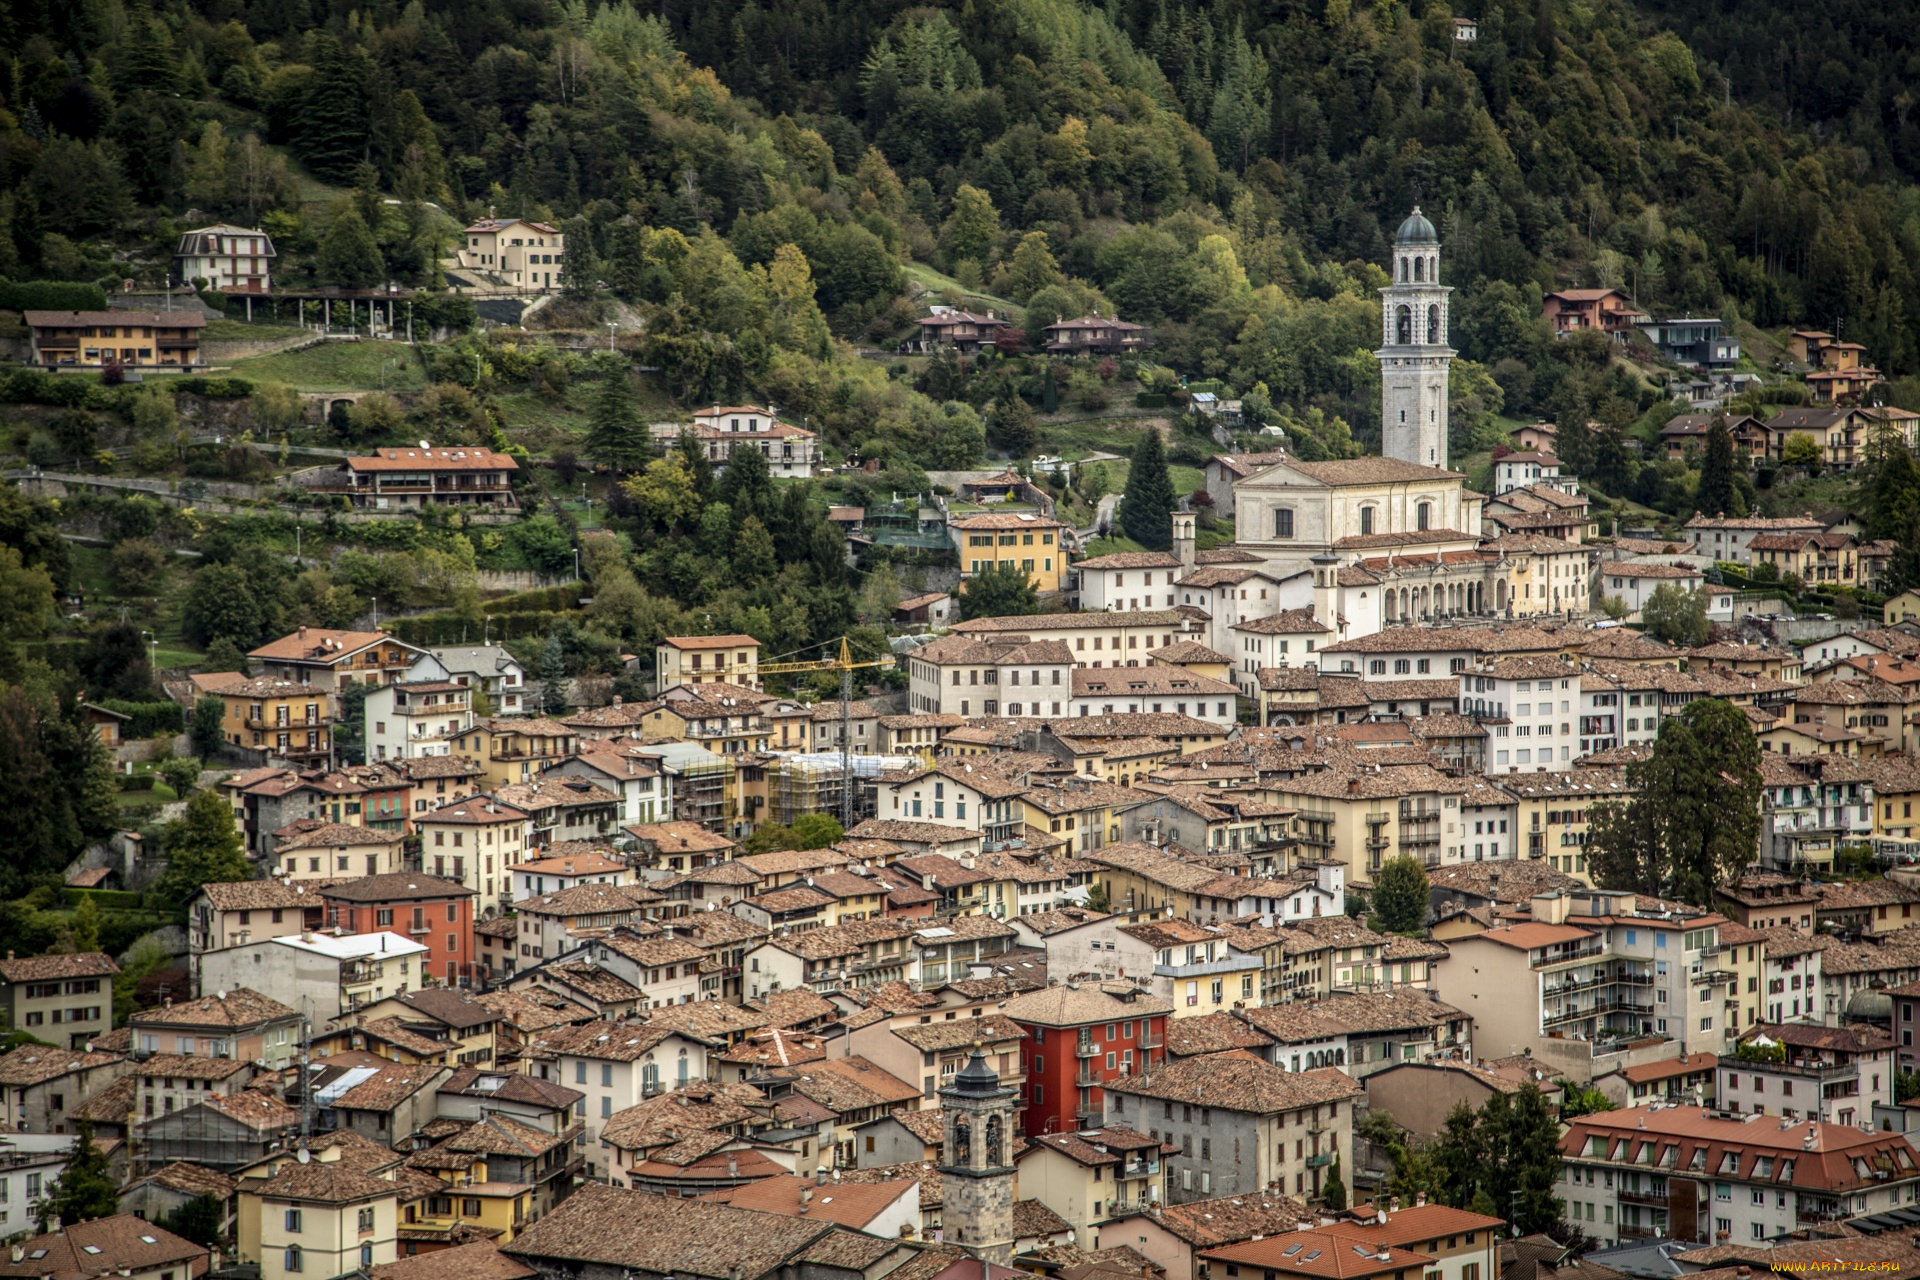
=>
[118,774,157,792]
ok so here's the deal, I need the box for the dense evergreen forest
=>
[4,0,1920,459]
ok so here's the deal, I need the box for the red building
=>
[320,873,478,988]
[1003,981,1172,1138]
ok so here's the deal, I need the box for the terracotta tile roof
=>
[368,1240,538,1280]
[199,1089,300,1130]
[530,1020,681,1062]
[469,988,594,1034]
[132,988,297,1029]
[1021,1125,1166,1167]
[787,1056,921,1113]
[0,952,119,983]
[1286,458,1463,485]
[69,1074,138,1125]
[1108,1191,1310,1245]
[0,1214,206,1280]
[196,880,316,911]
[0,1049,124,1086]
[248,628,413,663]
[332,1061,447,1110]
[240,1154,400,1204]
[134,1161,240,1200]
[1559,1106,1920,1194]
[1075,551,1184,570]
[445,1111,569,1157]
[890,1014,1027,1053]
[1003,981,1172,1027]
[1615,1052,1720,1084]
[502,1180,834,1278]
[700,1173,916,1228]
[743,987,839,1029]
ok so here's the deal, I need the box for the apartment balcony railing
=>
[1744,1058,1857,1081]
[1534,944,1607,969]
[1618,1189,1669,1207]
[1120,1159,1159,1179]
[1075,1042,1100,1058]
[1305,1153,1332,1168]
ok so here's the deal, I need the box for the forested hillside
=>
[4,0,1920,457]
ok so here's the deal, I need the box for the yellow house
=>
[237,1143,400,1280]
[1886,589,1920,625]
[1873,757,1920,840]
[25,309,208,368]
[1267,763,1463,882]
[1150,641,1233,684]
[457,217,565,290]
[655,635,762,691]
[446,718,580,787]
[398,1149,535,1244]
[1018,777,1145,854]
[638,698,771,755]
[953,512,1069,594]
[200,675,332,766]
[1498,766,1638,883]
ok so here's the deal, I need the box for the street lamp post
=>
[606,321,618,352]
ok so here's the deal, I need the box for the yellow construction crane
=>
[759,637,898,828]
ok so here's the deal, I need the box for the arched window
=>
[1414,256,1424,282]
[1417,501,1431,531]
[986,1115,1004,1165]
[1427,304,1440,344]
[1430,255,1438,279]
[1396,305,1412,345]
[953,1117,970,1164]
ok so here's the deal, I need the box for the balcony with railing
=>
[1533,942,1607,969]
[1120,1158,1159,1179]
[1075,1040,1100,1058]
[1543,996,1656,1027]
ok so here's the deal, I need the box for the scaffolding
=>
[769,753,915,828]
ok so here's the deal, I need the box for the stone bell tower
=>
[939,1045,1016,1264]
[1377,206,1454,470]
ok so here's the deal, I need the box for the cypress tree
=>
[1119,426,1176,550]
[1697,416,1737,517]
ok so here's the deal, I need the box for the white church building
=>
[1079,209,1593,655]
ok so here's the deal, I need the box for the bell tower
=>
[1377,206,1454,470]
[938,1045,1016,1264]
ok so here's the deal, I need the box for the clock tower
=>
[939,1046,1016,1264]
[1378,207,1455,470]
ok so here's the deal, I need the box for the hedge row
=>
[0,281,109,311]
[96,699,185,737]
[385,609,572,646]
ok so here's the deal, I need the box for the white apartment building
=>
[413,647,528,715]
[175,223,276,292]
[1074,551,1183,612]
[946,609,1210,668]
[1430,890,1734,1082]
[363,680,473,761]
[1459,778,1518,861]
[904,634,1073,718]
[1601,562,1706,612]
[525,1020,714,1178]
[1069,665,1238,726]
[1461,654,1581,772]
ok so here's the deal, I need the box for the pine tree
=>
[42,1123,118,1228]
[316,204,384,290]
[1370,856,1430,935]
[1119,427,1176,550]
[586,373,647,472]
[1697,416,1737,517]
[293,34,371,183]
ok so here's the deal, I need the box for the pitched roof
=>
[502,1181,833,1279]
[368,1241,539,1280]
[1106,1056,1362,1116]
[0,952,119,983]
[699,1174,916,1228]
[0,1215,205,1280]
[0,1049,125,1086]
[129,988,297,1033]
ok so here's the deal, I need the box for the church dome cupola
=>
[1395,206,1438,244]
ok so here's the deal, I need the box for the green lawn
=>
[228,341,427,392]
[1170,464,1205,496]
[1082,533,1148,556]
[204,318,307,342]
[904,262,1012,309]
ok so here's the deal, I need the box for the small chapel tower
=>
[939,1045,1016,1264]
[1377,207,1455,471]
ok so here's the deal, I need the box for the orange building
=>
[320,873,478,989]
